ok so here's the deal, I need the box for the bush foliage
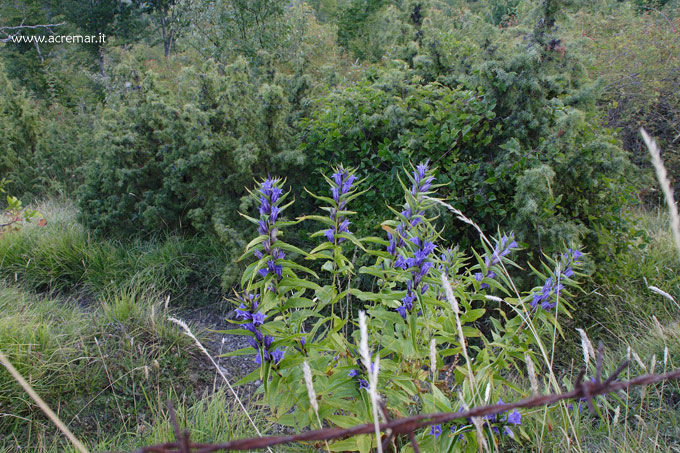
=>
[78,52,306,242]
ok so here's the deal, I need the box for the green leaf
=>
[279,277,322,292]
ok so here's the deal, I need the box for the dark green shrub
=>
[299,6,636,260]
[0,64,40,196]
[78,51,307,243]
[299,76,498,237]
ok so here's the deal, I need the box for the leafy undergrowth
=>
[1,199,679,452]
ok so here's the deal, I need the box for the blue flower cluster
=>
[238,178,291,366]
[236,293,284,365]
[325,167,356,243]
[347,369,369,391]
[531,248,583,310]
[254,178,285,281]
[429,401,521,441]
[474,235,518,289]
[384,162,438,319]
[484,399,522,438]
[411,161,434,196]
[347,355,375,391]
[386,162,432,257]
[395,237,436,319]
[437,247,458,277]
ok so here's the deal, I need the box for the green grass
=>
[0,199,227,306]
[520,208,680,452]
[0,282,212,451]
[526,318,680,452]
[589,208,680,333]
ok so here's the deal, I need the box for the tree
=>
[134,0,182,58]
[0,0,64,95]
[56,0,139,74]
[174,0,289,62]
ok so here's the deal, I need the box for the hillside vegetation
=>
[1,0,679,451]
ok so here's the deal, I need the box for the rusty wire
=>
[132,350,680,453]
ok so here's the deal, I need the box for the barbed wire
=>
[133,349,680,453]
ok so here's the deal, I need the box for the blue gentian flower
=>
[396,236,436,319]
[324,166,357,244]
[254,178,286,282]
[483,399,521,440]
[476,235,518,289]
[271,348,285,364]
[234,292,282,366]
[507,409,521,425]
[531,248,583,311]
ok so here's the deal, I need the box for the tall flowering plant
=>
[225,164,584,452]
[226,177,320,390]
[302,166,365,316]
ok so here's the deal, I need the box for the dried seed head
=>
[358,311,383,453]
[631,349,647,371]
[358,311,371,372]
[652,316,664,336]
[302,362,318,413]
[525,352,539,395]
[576,328,595,368]
[648,286,676,303]
[485,295,503,303]
[641,128,680,258]
[441,273,459,314]
[612,405,620,427]
[430,339,437,382]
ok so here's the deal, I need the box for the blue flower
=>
[430,424,442,438]
[531,248,582,311]
[507,409,521,425]
[477,235,518,289]
[348,369,358,378]
[358,379,369,391]
[271,348,285,364]
[325,166,357,244]
[251,311,265,326]
[270,186,283,203]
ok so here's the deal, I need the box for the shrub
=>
[0,63,41,195]
[582,5,680,196]
[0,63,96,199]
[299,61,634,260]
[298,77,498,239]
[78,51,306,244]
